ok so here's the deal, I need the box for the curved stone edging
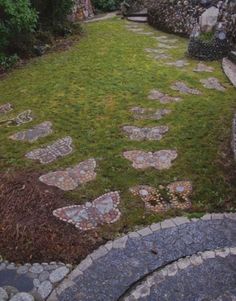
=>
[48,213,236,301]
[122,247,236,300]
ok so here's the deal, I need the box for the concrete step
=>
[127,16,147,23]
[222,57,236,88]
[228,51,236,64]
[128,9,147,17]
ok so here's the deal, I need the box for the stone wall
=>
[147,0,236,42]
[69,0,94,21]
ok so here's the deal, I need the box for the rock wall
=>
[69,0,94,21]
[147,0,236,42]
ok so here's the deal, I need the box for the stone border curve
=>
[47,213,236,301]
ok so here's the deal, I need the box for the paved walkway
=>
[48,213,236,301]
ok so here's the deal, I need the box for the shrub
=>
[92,0,121,12]
[30,0,75,33]
[0,0,38,56]
[0,53,19,71]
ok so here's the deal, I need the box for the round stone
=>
[17,265,29,274]
[139,189,149,197]
[29,264,44,274]
[0,288,8,301]
[176,186,185,193]
[39,270,50,282]
[9,292,34,301]
[49,266,70,283]
[38,281,53,299]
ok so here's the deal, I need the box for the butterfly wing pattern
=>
[25,136,73,164]
[53,191,121,231]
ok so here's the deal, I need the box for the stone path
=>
[53,191,121,230]
[194,62,214,73]
[0,110,33,127]
[9,121,52,142]
[148,90,181,103]
[25,137,73,164]
[130,107,171,120]
[222,58,236,88]
[0,261,72,300]
[166,60,189,68]
[39,159,97,191]
[171,81,202,95]
[123,150,178,170]
[200,77,226,92]
[122,126,169,141]
[130,181,192,212]
[48,214,236,301]
[0,103,13,115]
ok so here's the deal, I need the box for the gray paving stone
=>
[10,292,34,301]
[0,288,8,301]
[49,267,70,284]
[137,227,152,237]
[160,219,176,229]
[38,280,53,299]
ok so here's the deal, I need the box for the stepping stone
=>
[154,36,177,43]
[130,107,171,120]
[171,81,202,95]
[130,181,192,212]
[123,150,178,170]
[144,48,165,54]
[158,43,176,49]
[53,191,121,231]
[39,159,97,191]
[9,121,52,143]
[194,63,214,73]
[122,126,169,141]
[148,89,181,103]
[166,60,189,68]
[0,103,13,115]
[25,136,73,164]
[200,77,226,91]
[153,53,171,60]
[0,110,33,127]
[137,32,153,35]
[127,28,144,32]
[127,16,147,23]
[222,58,236,88]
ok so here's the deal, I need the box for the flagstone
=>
[0,103,13,115]
[200,77,226,91]
[144,48,166,54]
[130,107,171,120]
[25,136,73,164]
[153,53,171,60]
[123,150,178,170]
[166,60,189,68]
[122,125,169,141]
[130,181,192,212]
[9,121,52,142]
[39,159,97,191]
[194,63,214,72]
[158,43,177,49]
[171,81,202,95]
[0,110,33,127]
[53,191,121,231]
[148,89,181,103]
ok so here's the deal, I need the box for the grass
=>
[0,17,236,237]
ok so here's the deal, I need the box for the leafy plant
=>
[0,0,38,55]
[92,0,121,12]
[0,53,19,71]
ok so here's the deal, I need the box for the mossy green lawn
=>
[0,17,236,235]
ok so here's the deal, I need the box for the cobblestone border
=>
[122,246,236,300]
[47,213,236,301]
[232,113,236,161]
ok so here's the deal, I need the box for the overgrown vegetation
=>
[0,0,76,71]
[92,0,121,12]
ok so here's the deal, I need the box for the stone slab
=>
[200,77,226,91]
[25,137,73,164]
[122,125,169,141]
[171,81,202,95]
[130,107,171,120]
[148,89,181,103]
[222,58,236,88]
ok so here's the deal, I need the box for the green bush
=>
[0,53,19,71]
[30,0,75,33]
[92,0,121,12]
[0,0,38,56]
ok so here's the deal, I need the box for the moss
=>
[0,18,235,235]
